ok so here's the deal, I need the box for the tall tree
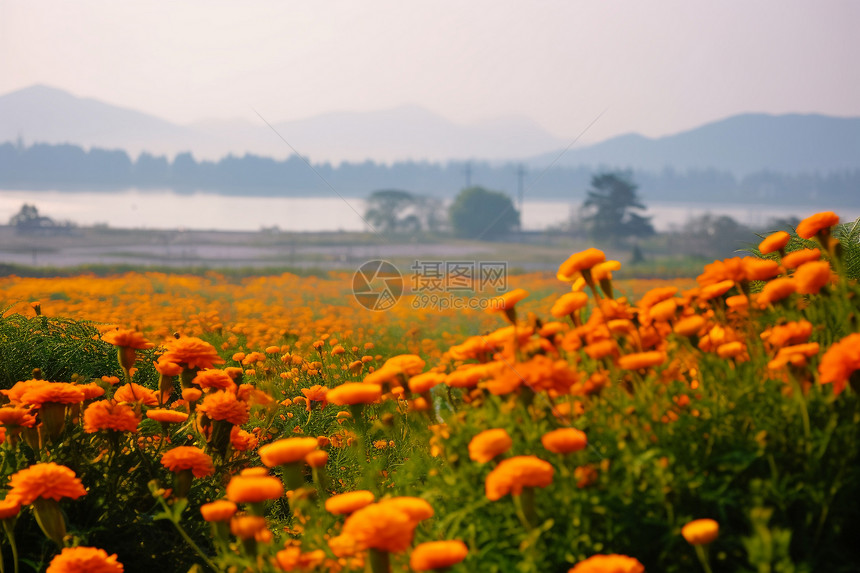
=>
[364,189,420,233]
[449,186,519,240]
[581,171,654,241]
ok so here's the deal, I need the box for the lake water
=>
[1,189,857,233]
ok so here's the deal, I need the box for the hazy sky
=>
[2,1,858,143]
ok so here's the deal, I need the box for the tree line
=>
[1,141,858,204]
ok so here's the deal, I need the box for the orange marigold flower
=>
[226,473,284,503]
[717,341,746,359]
[161,446,215,478]
[182,387,202,403]
[697,257,745,287]
[114,383,159,406]
[446,364,491,389]
[46,546,124,573]
[230,426,259,451]
[794,260,833,295]
[259,437,319,467]
[487,288,530,312]
[568,554,644,573]
[198,390,250,425]
[305,449,329,468]
[763,320,813,348]
[230,515,268,540]
[742,257,780,281]
[1,379,49,405]
[698,279,735,301]
[379,496,434,522]
[757,277,796,307]
[160,336,225,370]
[410,540,469,571]
[592,260,621,281]
[192,369,236,391]
[782,247,821,269]
[584,339,618,360]
[796,211,839,239]
[541,428,587,454]
[0,497,21,519]
[341,502,418,553]
[327,383,382,406]
[639,286,679,309]
[79,383,106,401]
[102,329,153,350]
[551,292,590,318]
[146,409,188,424]
[818,333,860,396]
[325,490,376,515]
[0,406,37,428]
[274,547,326,571]
[301,385,329,410]
[758,231,790,254]
[768,342,820,370]
[408,372,445,394]
[154,359,183,377]
[681,518,719,545]
[725,294,749,310]
[558,248,606,280]
[485,455,554,501]
[617,351,666,370]
[674,315,706,337]
[20,382,85,407]
[83,400,141,433]
[468,428,513,463]
[648,298,678,322]
[200,499,237,522]
[8,462,87,504]
[383,354,427,376]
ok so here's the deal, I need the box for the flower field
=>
[0,212,858,573]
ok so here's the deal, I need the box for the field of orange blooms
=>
[0,211,858,573]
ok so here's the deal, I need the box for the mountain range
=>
[1,85,859,176]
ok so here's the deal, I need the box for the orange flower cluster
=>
[197,390,250,425]
[160,336,225,370]
[485,456,555,500]
[83,400,141,433]
[568,554,645,573]
[46,546,124,573]
[7,462,87,504]
[468,428,513,463]
[161,446,215,478]
[337,498,434,553]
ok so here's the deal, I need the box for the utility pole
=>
[517,164,525,231]
[464,162,472,189]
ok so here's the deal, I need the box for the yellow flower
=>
[681,518,719,545]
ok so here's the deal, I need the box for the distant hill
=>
[531,113,860,175]
[0,85,568,163]
[2,85,859,176]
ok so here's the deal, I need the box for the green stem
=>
[693,544,714,573]
[790,376,811,451]
[158,499,218,573]
[368,548,391,573]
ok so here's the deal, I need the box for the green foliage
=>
[747,217,860,280]
[363,189,444,234]
[449,186,520,240]
[0,311,156,389]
